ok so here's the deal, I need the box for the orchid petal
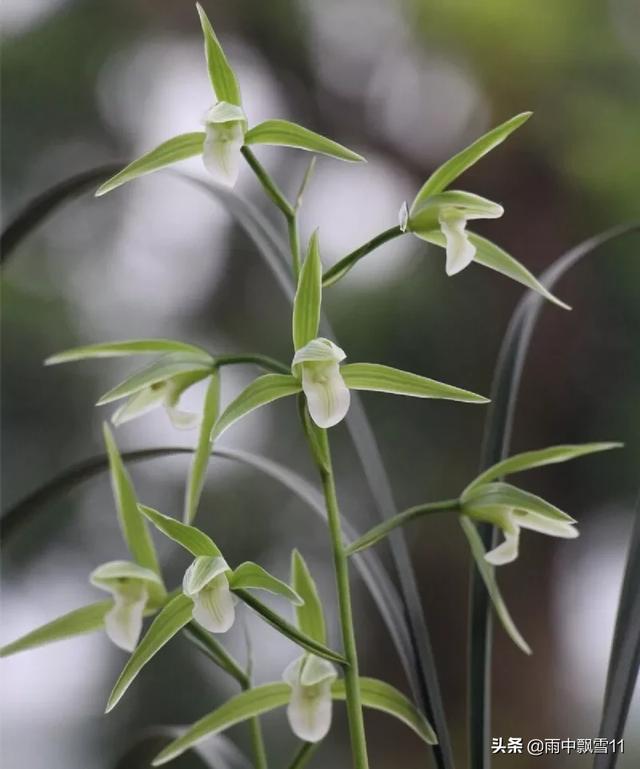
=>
[485,515,520,566]
[104,582,148,652]
[515,511,579,539]
[203,118,245,187]
[111,386,166,426]
[283,654,337,742]
[439,209,475,276]
[183,556,235,633]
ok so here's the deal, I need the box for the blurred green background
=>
[1,1,639,767]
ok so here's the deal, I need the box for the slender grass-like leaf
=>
[97,358,212,405]
[594,492,640,769]
[460,517,531,654]
[211,374,301,440]
[106,594,194,712]
[342,362,488,403]
[184,372,220,523]
[470,222,640,769]
[464,443,623,496]
[229,562,302,605]
[140,505,221,557]
[0,601,112,656]
[103,424,162,579]
[332,677,438,744]
[0,165,120,263]
[292,231,322,350]
[291,550,327,644]
[411,112,532,211]
[245,120,364,163]
[196,3,242,106]
[46,339,212,365]
[96,134,205,196]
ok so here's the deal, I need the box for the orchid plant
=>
[1,6,624,769]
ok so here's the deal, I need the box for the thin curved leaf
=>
[0,165,120,263]
[460,516,531,654]
[291,550,326,644]
[196,3,242,106]
[244,120,364,163]
[470,222,640,769]
[0,601,112,657]
[230,562,302,605]
[140,505,221,557]
[464,442,622,496]
[46,339,212,365]
[292,231,322,350]
[211,374,301,440]
[106,594,194,712]
[332,677,438,744]
[342,362,488,404]
[185,372,221,523]
[96,134,205,196]
[103,424,162,580]
[411,112,532,211]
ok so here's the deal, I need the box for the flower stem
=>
[241,146,295,219]
[286,742,319,769]
[214,353,290,375]
[322,225,405,287]
[309,426,370,769]
[288,214,301,281]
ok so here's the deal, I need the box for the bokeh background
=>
[2,1,639,767]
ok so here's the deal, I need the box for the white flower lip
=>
[90,561,162,652]
[292,338,350,429]
[438,209,476,276]
[183,556,236,633]
[202,101,247,187]
[283,654,338,742]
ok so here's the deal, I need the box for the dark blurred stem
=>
[214,353,290,375]
[322,226,404,287]
[183,624,269,769]
[305,425,370,769]
[287,742,319,769]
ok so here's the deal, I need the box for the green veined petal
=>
[341,362,488,404]
[184,372,221,524]
[96,133,206,196]
[45,339,212,365]
[418,229,570,309]
[411,112,532,210]
[211,374,301,441]
[103,424,163,585]
[459,516,531,654]
[291,550,326,645]
[332,677,438,744]
[292,231,323,350]
[244,120,364,162]
[464,442,623,496]
[229,562,303,605]
[0,601,112,657]
[462,482,575,522]
[106,594,194,712]
[196,3,242,105]
[139,505,221,557]
[152,683,291,765]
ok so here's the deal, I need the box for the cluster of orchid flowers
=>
[1,5,622,768]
